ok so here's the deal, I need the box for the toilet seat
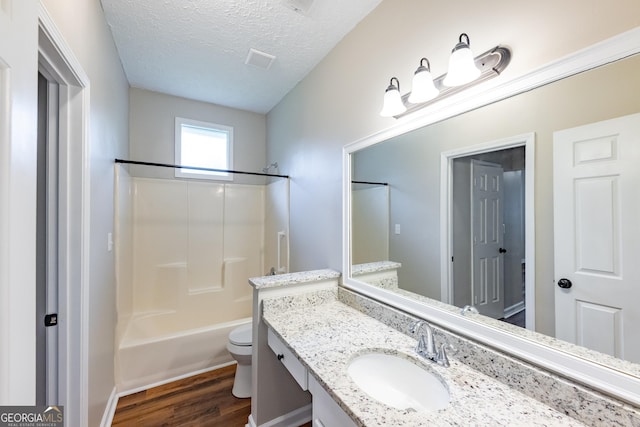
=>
[229,323,252,346]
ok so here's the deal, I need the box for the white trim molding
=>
[99,387,118,427]
[38,4,91,425]
[246,405,312,427]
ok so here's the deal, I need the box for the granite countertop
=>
[249,269,340,289]
[262,295,585,427]
[351,261,402,276]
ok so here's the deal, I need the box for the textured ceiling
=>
[101,0,383,114]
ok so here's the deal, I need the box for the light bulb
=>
[443,33,481,87]
[380,77,407,117]
[408,58,439,103]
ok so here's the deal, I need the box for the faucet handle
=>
[415,334,428,355]
[410,321,427,354]
[460,305,479,315]
[409,320,424,333]
[434,331,456,367]
[436,342,450,367]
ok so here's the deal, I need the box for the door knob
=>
[557,278,572,289]
[499,247,507,254]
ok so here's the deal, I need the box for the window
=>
[175,117,234,180]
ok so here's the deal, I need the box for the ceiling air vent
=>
[245,48,276,70]
[282,0,314,15]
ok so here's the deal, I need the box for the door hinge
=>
[44,313,58,327]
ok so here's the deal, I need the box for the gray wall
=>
[503,170,525,311]
[129,88,267,184]
[266,0,640,336]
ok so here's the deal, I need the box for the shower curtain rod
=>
[115,159,289,179]
[352,180,388,186]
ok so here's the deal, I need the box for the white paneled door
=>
[553,113,640,363]
[471,160,505,319]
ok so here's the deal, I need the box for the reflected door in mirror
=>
[553,112,640,363]
[471,160,505,319]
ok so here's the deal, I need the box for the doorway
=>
[440,134,535,330]
[36,71,60,405]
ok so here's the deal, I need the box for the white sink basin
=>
[347,353,450,412]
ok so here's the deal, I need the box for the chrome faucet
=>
[410,320,450,367]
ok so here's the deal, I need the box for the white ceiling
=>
[101,0,383,114]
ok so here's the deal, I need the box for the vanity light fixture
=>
[408,58,439,104]
[379,34,511,118]
[442,33,481,87]
[379,77,407,117]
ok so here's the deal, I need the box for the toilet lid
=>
[229,323,252,346]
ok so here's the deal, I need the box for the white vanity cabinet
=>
[267,327,357,427]
[267,328,308,390]
[308,375,357,427]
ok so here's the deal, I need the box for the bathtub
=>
[116,313,252,393]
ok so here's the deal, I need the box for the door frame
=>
[440,133,535,329]
[38,5,91,425]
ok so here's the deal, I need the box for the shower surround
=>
[114,166,288,391]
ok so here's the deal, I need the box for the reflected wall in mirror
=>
[351,182,389,265]
[349,53,640,374]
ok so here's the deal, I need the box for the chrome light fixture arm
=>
[396,45,511,118]
[379,32,511,119]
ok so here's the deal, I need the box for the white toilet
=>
[227,323,253,398]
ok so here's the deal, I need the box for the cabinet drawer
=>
[267,328,308,390]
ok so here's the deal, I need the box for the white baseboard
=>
[106,362,237,426]
[107,363,311,427]
[117,361,236,398]
[247,404,312,427]
[100,387,118,427]
[504,301,525,319]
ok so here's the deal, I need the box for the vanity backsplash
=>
[337,287,640,427]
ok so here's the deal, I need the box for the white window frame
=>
[174,117,234,181]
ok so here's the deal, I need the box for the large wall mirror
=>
[343,28,640,404]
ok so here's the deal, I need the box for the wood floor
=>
[112,364,312,427]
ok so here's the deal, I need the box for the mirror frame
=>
[342,27,640,405]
